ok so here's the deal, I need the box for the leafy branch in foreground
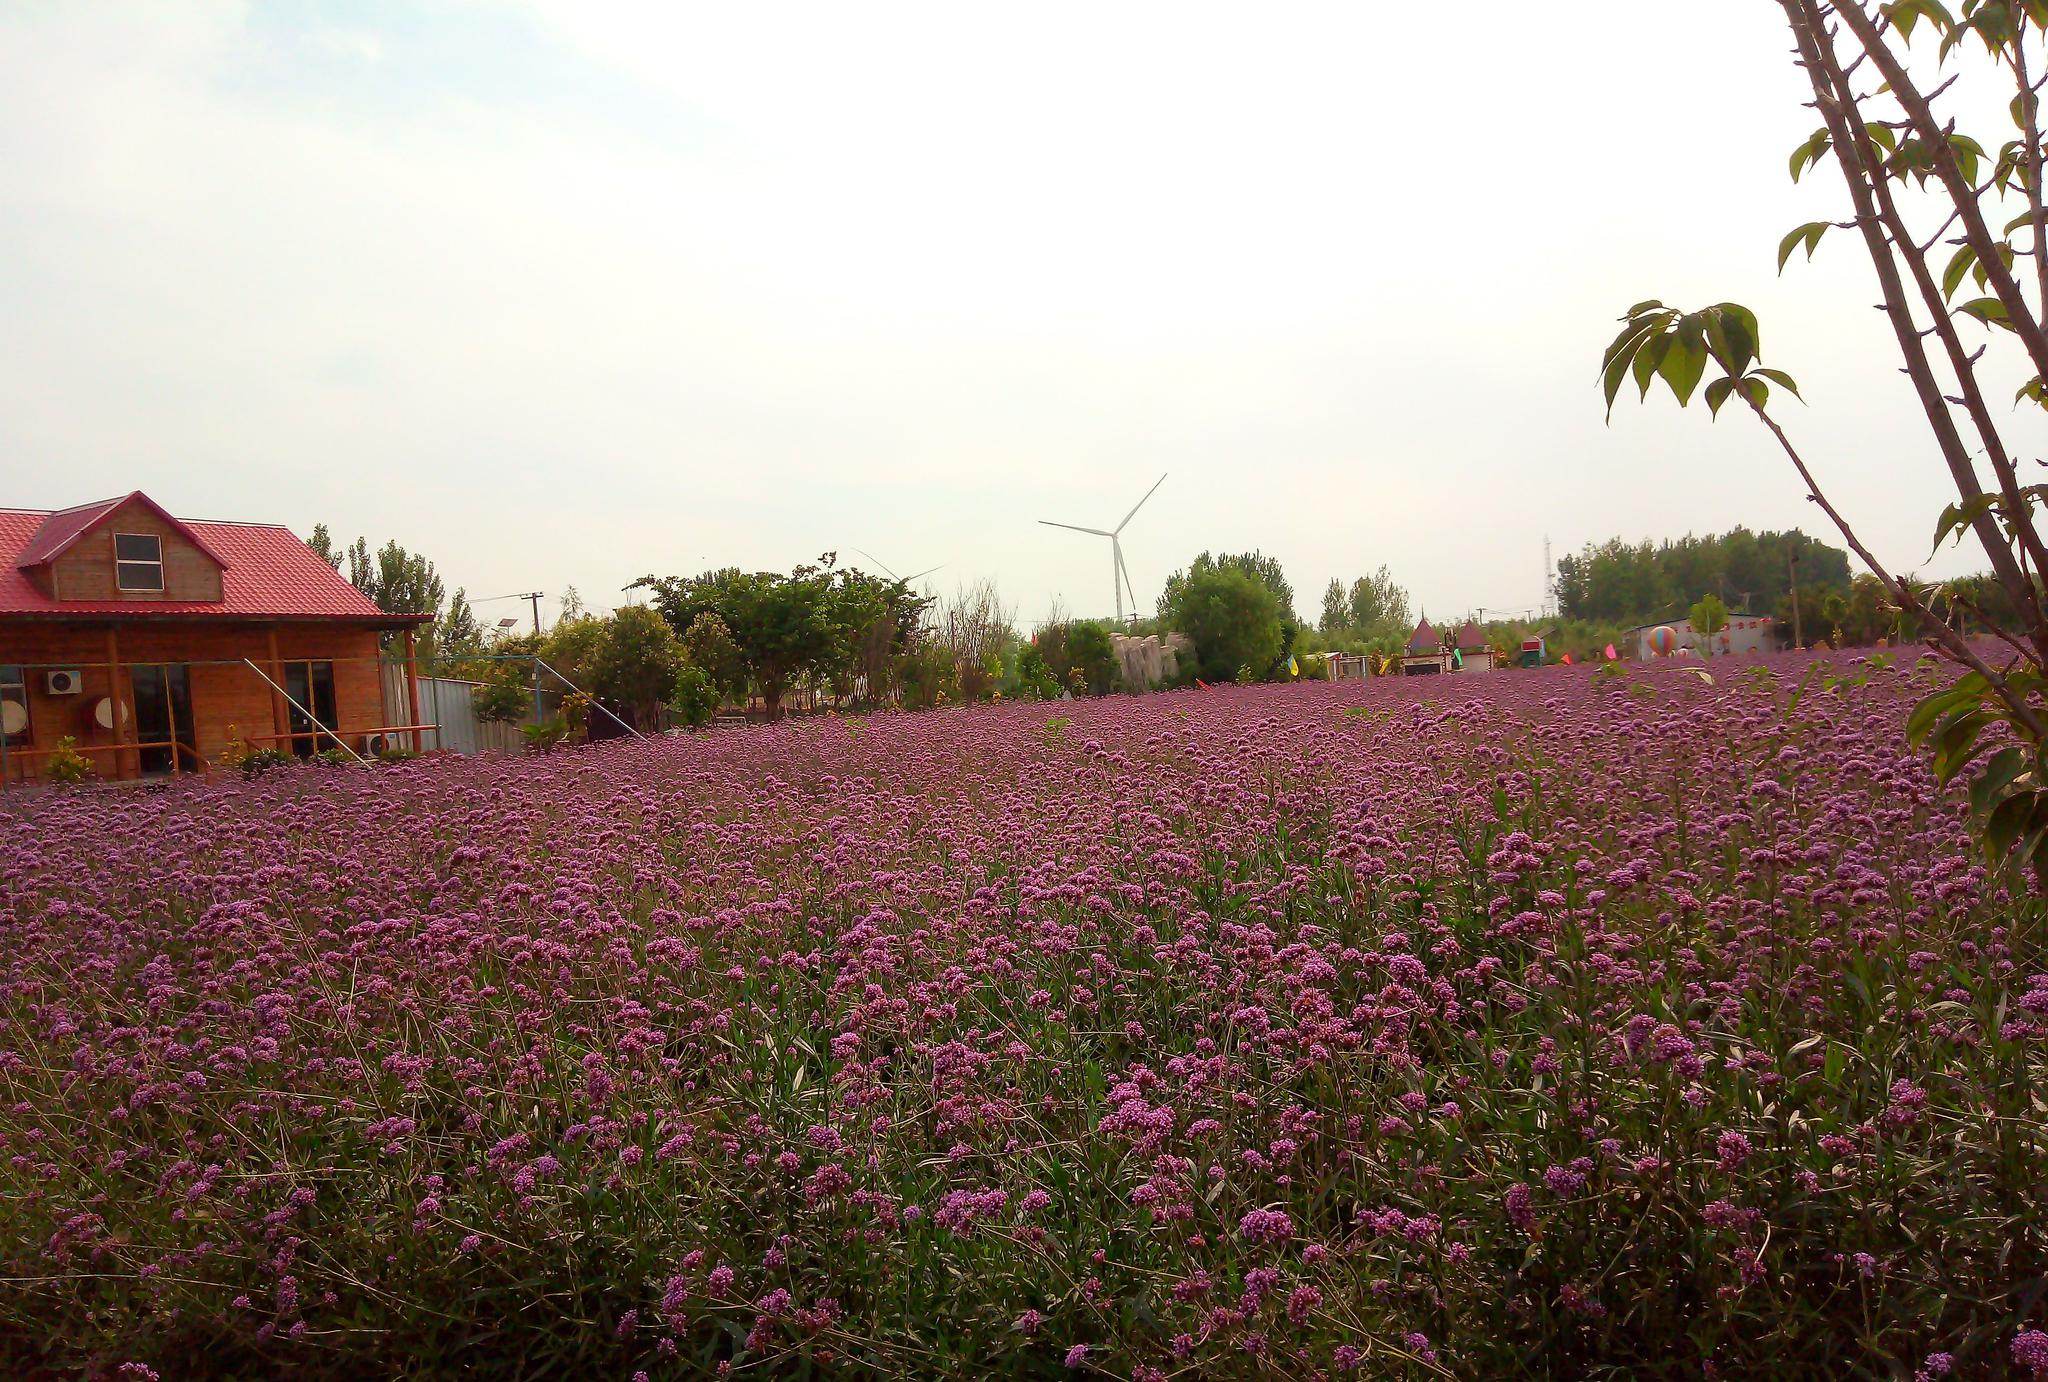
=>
[1601,0,2048,880]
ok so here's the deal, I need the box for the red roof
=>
[1455,621,1487,649]
[0,498,425,622]
[1407,617,1438,652]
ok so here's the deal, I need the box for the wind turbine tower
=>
[1038,473,1168,624]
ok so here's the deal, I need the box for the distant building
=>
[1629,615,1777,660]
[1401,617,1495,674]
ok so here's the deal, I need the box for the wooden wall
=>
[0,622,391,782]
[38,498,224,603]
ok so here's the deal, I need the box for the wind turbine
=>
[1039,473,1167,624]
[852,548,945,586]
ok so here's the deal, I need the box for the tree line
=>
[310,516,2010,737]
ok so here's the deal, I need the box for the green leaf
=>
[1984,783,2039,859]
[1658,317,1708,406]
[1949,133,1986,184]
[1633,332,1672,401]
[1716,303,1759,371]
[1602,346,1637,419]
[1622,299,1667,318]
[1930,706,1990,784]
[1969,745,2029,818]
[1739,376,1770,410]
[1941,244,1978,300]
[1777,222,1830,272]
[1704,376,1736,418]
[1750,366,1803,401]
[1929,493,2000,557]
[1959,296,2017,332]
[1907,676,1989,747]
[2017,374,2045,407]
[2007,794,2048,871]
[1789,128,1832,182]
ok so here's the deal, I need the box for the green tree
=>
[680,613,745,704]
[1688,592,1729,658]
[826,567,931,707]
[310,531,448,653]
[1166,567,1283,683]
[1159,551,1297,676]
[435,589,485,674]
[667,664,721,728]
[589,605,685,727]
[307,524,342,571]
[1066,619,1117,696]
[1318,578,1348,634]
[632,559,841,719]
[1347,566,1411,633]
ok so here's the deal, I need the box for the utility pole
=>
[528,591,544,637]
[1789,551,1802,650]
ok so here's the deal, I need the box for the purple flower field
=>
[3,652,2045,1379]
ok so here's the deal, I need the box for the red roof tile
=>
[0,502,425,622]
[1407,617,1438,652]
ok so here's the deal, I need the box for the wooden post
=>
[403,627,423,753]
[266,627,288,753]
[105,627,132,780]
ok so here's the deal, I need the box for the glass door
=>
[282,661,339,757]
[129,664,195,775]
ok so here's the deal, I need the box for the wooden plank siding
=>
[1,622,389,783]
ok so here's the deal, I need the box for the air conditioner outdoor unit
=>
[44,669,82,695]
[360,732,390,757]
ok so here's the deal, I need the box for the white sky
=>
[0,2,2033,627]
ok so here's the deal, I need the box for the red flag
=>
[1560,653,1573,665]
[1196,679,1210,690]
[1604,643,1618,660]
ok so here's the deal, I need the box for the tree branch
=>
[1831,0,2048,383]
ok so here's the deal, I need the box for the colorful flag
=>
[1560,653,1573,666]
[1288,655,1299,677]
[1604,643,1618,660]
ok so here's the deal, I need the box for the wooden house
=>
[0,492,432,785]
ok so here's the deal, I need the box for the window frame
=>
[0,664,27,745]
[113,532,165,593]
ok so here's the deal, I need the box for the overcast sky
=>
[0,2,2026,628]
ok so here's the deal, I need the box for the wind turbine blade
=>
[1113,472,1168,534]
[852,548,900,581]
[903,564,945,583]
[1039,520,1113,537]
[1116,545,1138,620]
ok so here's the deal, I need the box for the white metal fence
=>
[379,665,531,756]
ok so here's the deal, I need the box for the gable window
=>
[114,533,164,592]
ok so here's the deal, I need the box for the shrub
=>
[43,736,93,784]
[239,747,292,779]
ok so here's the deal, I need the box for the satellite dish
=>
[1,701,24,736]
[92,696,130,730]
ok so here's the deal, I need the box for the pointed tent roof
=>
[1455,620,1487,650]
[16,491,230,571]
[1407,616,1438,652]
